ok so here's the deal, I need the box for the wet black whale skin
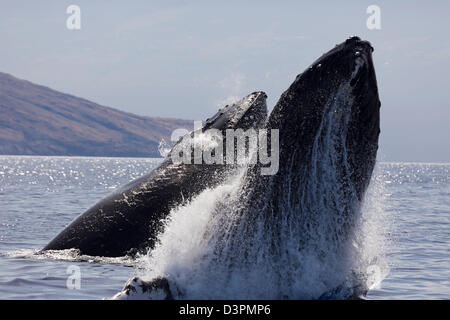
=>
[43,92,267,257]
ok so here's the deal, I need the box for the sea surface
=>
[0,156,448,299]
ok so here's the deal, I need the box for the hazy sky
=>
[1,1,449,162]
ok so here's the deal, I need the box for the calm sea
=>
[0,156,448,299]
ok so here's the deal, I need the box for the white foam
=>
[3,248,139,266]
[158,139,172,158]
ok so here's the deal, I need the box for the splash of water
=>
[3,249,139,266]
[158,139,172,158]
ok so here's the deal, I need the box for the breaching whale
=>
[114,36,381,299]
[43,92,268,257]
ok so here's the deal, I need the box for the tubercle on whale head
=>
[203,91,268,131]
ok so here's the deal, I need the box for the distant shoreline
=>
[0,72,193,160]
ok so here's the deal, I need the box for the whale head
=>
[204,91,268,131]
[169,91,267,165]
[268,36,380,201]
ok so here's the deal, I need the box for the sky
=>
[0,0,449,162]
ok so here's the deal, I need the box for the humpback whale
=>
[43,92,268,257]
[114,36,381,299]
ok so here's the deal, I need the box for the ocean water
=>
[0,156,448,299]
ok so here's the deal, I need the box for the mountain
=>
[0,72,193,157]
